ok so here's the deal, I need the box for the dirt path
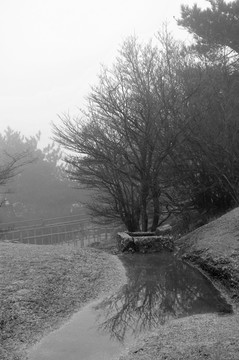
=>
[119,208,239,360]
[0,242,126,360]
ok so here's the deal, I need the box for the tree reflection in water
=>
[94,253,231,342]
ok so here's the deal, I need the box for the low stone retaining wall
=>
[117,231,174,253]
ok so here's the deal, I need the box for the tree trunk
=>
[150,181,161,231]
[141,180,149,231]
[124,207,141,232]
[151,195,160,231]
[141,205,148,232]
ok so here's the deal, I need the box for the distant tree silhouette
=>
[0,128,86,221]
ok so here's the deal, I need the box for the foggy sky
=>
[0,0,208,147]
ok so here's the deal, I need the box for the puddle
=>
[29,300,122,360]
[29,253,231,360]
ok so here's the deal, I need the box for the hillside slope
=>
[176,207,239,301]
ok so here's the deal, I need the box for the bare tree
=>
[53,35,189,231]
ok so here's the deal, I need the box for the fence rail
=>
[0,217,115,247]
[0,219,89,237]
[0,213,90,232]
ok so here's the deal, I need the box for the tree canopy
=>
[174,0,239,216]
[178,0,239,55]
[53,34,198,231]
[54,15,239,232]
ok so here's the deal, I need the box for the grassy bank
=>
[176,208,239,302]
[0,242,126,360]
[120,208,239,360]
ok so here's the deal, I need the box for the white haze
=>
[0,0,209,147]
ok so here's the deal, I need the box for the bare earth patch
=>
[119,208,239,360]
[0,242,126,360]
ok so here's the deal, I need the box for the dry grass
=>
[0,242,126,360]
[176,207,239,258]
[175,207,239,301]
[120,311,239,360]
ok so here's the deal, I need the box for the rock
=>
[128,232,155,237]
[134,236,164,253]
[155,224,172,235]
[117,232,134,252]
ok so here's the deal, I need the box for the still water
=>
[29,253,231,360]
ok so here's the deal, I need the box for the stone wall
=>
[117,231,174,253]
